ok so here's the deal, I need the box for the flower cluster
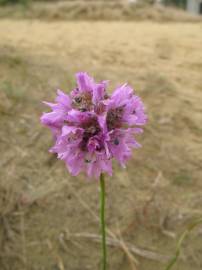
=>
[41,72,147,178]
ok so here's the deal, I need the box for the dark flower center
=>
[94,102,106,114]
[106,107,124,130]
[80,116,101,151]
[73,92,92,112]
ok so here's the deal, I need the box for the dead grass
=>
[0,0,201,22]
[0,20,202,270]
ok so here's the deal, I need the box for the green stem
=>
[165,217,202,270]
[100,173,107,270]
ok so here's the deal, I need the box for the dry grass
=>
[0,19,202,270]
[0,0,201,22]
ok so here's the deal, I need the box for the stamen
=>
[73,92,93,111]
[114,138,119,145]
[75,96,82,103]
[80,117,101,151]
[106,107,124,130]
[94,102,105,114]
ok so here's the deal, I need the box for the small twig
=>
[26,131,42,147]
[159,215,176,239]
[46,239,65,270]
[152,171,162,188]
[1,216,15,241]
[119,239,138,270]
[68,232,171,263]
[65,180,171,263]
[0,155,14,168]
[116,225,138,270]
[20,211,27,269]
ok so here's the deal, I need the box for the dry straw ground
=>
[0,0,202,22]
[0,5,202,270]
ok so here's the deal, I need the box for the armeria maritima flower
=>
[41,72,147,178]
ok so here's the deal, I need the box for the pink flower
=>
[41,72,147,178]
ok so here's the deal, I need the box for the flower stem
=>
[100,173,107,270]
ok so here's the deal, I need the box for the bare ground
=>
[0,20,202,270]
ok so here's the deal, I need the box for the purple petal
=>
[76,72,95,93]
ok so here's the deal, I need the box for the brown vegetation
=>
[0,13,202,270]
[0,0,201,22]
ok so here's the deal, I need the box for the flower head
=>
[41,72,147,178]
